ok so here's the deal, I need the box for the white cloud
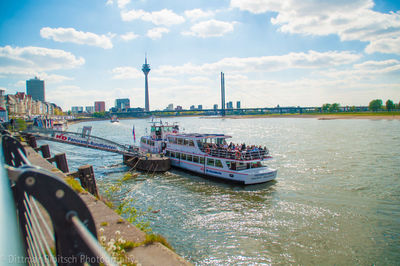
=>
[155,50,361,76]
[120,31,139,41]
[147,27,170,40]
[121,8,185,26]
[117,0,130,9]
[111,66,142,79]
[230,0,400,55]
[365,36,400,54]
[184,9,215,21]
[106,0,113,6]
[40,27,113,49]
[317,59,400,80]
[0,45,85,75]
[182,19,237,38]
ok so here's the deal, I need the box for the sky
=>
[0,0,400,111]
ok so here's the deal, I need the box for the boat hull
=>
[169,157,277,185]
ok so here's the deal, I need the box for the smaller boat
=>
[110,115,119,123]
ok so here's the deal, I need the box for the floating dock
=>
[123,154,170,172]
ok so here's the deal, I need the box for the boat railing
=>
[199,146,270,160]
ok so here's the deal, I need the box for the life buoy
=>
[235,150,241,159]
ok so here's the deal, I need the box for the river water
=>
[40,117,400,265]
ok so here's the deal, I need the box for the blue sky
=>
[1,0,400,110]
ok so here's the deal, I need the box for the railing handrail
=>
[1,133,118,266]
[0,144,26,265]
[199,146,269,160]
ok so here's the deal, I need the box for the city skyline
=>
[1,0,400,110]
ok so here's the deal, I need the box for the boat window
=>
[226,161,231,168]
[207,158,215,166]
[189,140,194,146]
[193,156,199,163]
[200,157,205,164]
[181,153,186,160]
[184,139,188,145]
[176,152,180,158]
[236,162,247,171]
[215,160,223,168]
[229,162,237,171]
[187,155,192,161]
[251,162,263,168]
[166,150,170,156]
[177,138,183,145]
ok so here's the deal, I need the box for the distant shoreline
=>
[205,113,400,120]
[67,112,400,125]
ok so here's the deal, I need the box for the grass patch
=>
[100,221,109,226]
[120,240,141,251]
[65,177,86,193]
[144,234,174,251]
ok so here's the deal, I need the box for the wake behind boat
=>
[140,121,277,185]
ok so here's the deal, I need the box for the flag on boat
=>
[132,125,136,142]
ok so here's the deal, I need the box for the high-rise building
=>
[71,106,83,113]
[190,105,195,110]
[227,101,233,109]
[94,101,105,112]
[142,56,151,112]
[213,104,218,110]
[198,105,203,110]
[26,77,45,102]
[166,103,174,111]
[236,101,241,109]
[86,106,95,113]
[115,98,130,110]
[0,89,5,109]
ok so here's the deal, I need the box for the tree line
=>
[368,99,399,111]
[321,99,399,112]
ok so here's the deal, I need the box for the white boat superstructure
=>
[140,122,277,185]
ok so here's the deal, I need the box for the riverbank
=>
[203,112,400,120]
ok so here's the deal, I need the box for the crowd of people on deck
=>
[202,141,268,156]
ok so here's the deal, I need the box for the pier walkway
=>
[25,128,139,156]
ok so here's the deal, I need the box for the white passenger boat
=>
[140,121,277,185]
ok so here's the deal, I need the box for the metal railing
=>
[25,127,139,156]
[1,131,117,266]
[199,146,270,161]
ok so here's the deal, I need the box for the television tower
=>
[142,55,151,112]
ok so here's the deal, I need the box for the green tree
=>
[369,99,382,111]
[322,103,331,112]
[93,111,106,118]
[386,99,395,111]
[328,103,340,112]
